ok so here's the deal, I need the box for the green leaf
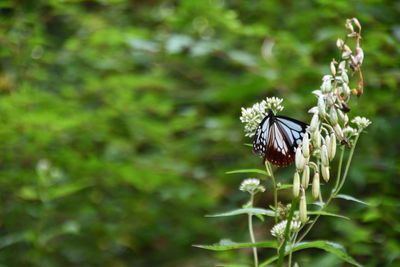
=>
[226,169,269,175]
[277,184,293,190]
[206,208,275,218]
[259,255,278,266]
[287,241,362,267]
[193,240,277,251]
[217,264,250,267]
[335,194,369,206]
[295,210,349,220]
[48,183,90,200]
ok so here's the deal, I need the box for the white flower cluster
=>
[352,116,371,130]
[240,97,284,137]
[239,178,265,194]
[270,219,301,239]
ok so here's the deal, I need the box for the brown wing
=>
[263,122,296,166]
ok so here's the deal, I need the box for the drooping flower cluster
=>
[293,18,371,224]
[240,97,284,137]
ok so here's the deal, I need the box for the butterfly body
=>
[253,110,308,166]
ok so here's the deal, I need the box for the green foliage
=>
[0,0,398,266]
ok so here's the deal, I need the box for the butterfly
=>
[253,110,308,166]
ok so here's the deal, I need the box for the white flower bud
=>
[310,114,319,132]
[329,132,336,160]
[333,124,344,140]
[299,189,308,223]
[343,83,351,96]
[341,71,349,84]
[295,147,305,171]
[321,144,329,166]
[336,38,344,48]
[302,165,310,189]
[352,18,361,30]
[338,60,346,72]
[321,165,330,182]
[342,51,351,59]
[312,172,320,199]
[302,134,310,158]
[318,96,326,117]
[344,114,349,125]
[329,107,338,125]
[312,130,321,149]
[330,61,336,76]
[293,171,300,197]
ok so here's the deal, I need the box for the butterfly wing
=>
[253,115,308,167]
[253,116,270,156]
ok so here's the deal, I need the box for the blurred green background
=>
[0,0,399,266]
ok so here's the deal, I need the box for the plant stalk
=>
[248,193,258,267]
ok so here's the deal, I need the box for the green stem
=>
[270,172,278,224]
[277,197,298,267]
[248,193,258,267]
[336,134,360,193]
[333,146,345,194]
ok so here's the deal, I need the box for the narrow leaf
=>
[194,240,277,251]
[277,184,293,190]
[217,264,250,267]
[259,255,278,266]
[295,210,349,220]
[226,169,269,175]
[335,194,369,205]
[287,240,362,267]
[206,208,275,218]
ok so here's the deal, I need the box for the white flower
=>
[351,116,371,130]
[343,126,357,138]
[240,103,267,137]
[271,219,301,238]
[239,97,284,137]
[264,97,284,113]
[239,178,265,193]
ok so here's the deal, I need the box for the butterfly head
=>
[267,109,275,116]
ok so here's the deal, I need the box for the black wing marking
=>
[253,116,270,156]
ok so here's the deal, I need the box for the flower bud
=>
[312,130,321,149]
[333,124,344,140]
[293,171,300,197]
[295,147,305,171]
[329,133,336,160]
[329,107,338,125]
[336,38,344,49]
[312,172,320,199]
[302,165,310,189]
[302,134,310,158]
[299,189,308,223]
[321,144,329,166]
[341,71,349,84]
[352,18,361,30]
[310,114,319,132]
[321,165,330,182]
[342,51,351,59]
[330,61,336,76]
[318,96,326,117]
